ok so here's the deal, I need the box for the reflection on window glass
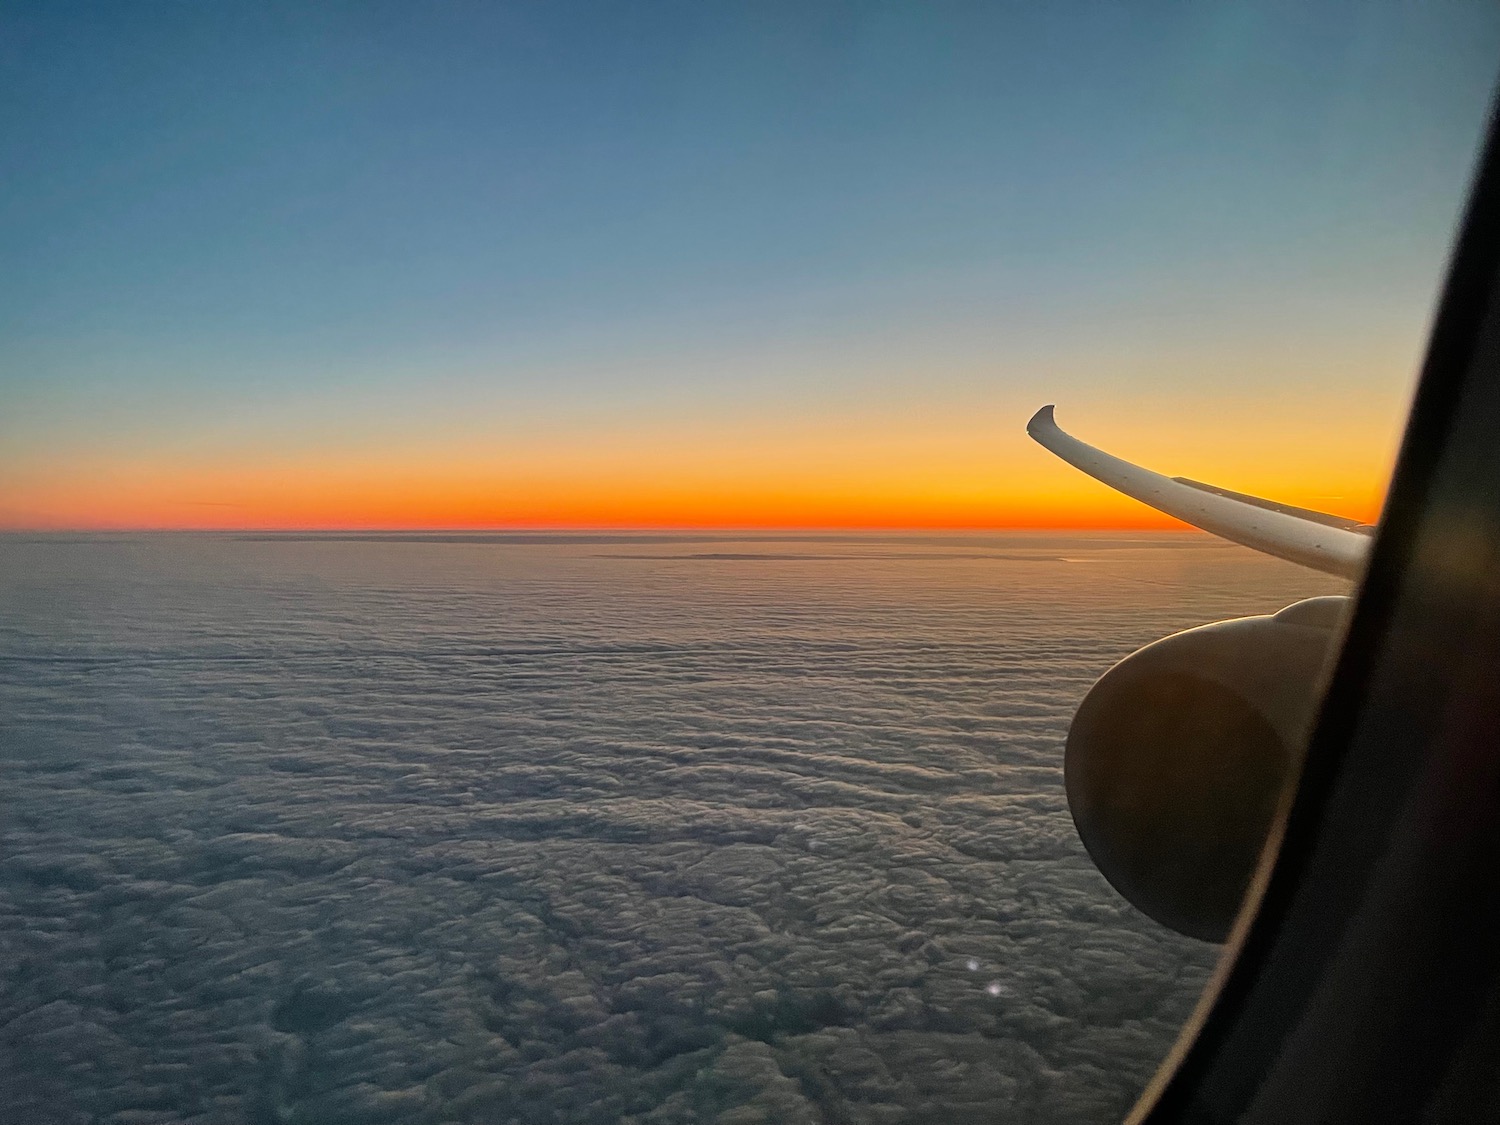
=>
[1,4,1496,1123]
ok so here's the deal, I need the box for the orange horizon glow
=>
[0,389,1401,534]
[0,514,1207,533]
[0,461,1388,533]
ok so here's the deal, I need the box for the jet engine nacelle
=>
[1066,596,1349,942]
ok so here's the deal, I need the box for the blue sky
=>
[3,2,1498,526]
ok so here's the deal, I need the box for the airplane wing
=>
[1027,405,1372,578]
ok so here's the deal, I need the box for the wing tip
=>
[1026,404,1057,438]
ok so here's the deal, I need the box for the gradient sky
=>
[4,2,1498,529]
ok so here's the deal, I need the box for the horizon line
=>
[0,522,1213,535]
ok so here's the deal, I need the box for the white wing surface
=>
[1027,405,1371,578]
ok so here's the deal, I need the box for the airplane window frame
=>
[1130,99,1500,1124]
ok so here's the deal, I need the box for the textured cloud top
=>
[0,533,1345,1124]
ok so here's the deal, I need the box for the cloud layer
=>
[0,534,1345,1124]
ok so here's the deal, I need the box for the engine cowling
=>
[1065,596,1349,943]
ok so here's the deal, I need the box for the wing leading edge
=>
[1026,405,1370,579]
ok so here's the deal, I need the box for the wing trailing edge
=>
[1026,405,1370,578]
